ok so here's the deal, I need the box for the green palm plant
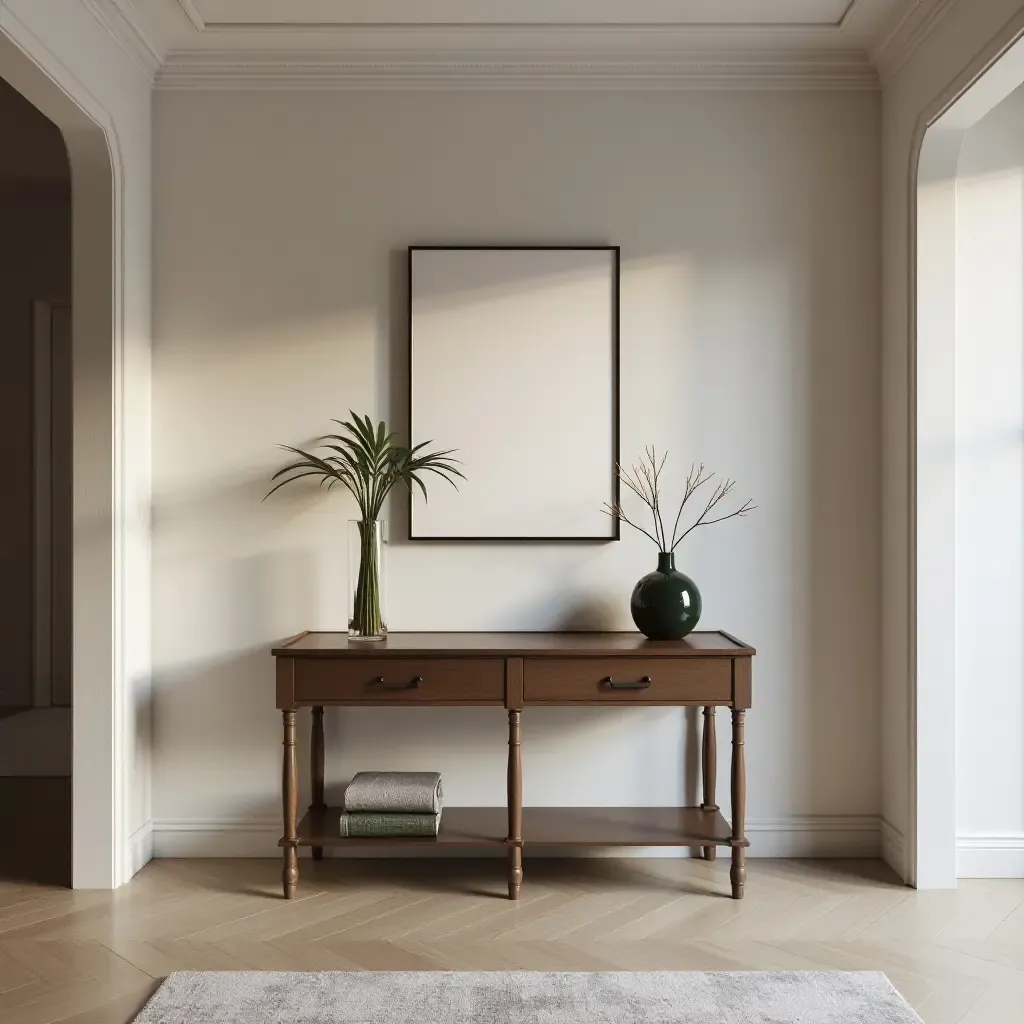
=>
[267,413,463,638]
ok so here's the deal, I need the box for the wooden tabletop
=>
[272,631,754,658]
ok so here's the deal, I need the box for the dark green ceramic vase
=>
[630,551,702,640]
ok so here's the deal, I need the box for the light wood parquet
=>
[1,857,1023,1024]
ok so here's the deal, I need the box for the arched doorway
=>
[0,73,73,884]
[913,35,1024,887]
[0,30,125,888]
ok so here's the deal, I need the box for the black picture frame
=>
[408,244,620,543]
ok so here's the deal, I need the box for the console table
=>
[272,631,754,901]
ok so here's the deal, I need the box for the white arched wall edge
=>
[910,25,1024,889]
[0,14,126,888]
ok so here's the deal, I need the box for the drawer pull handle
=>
[374,676,423,690]
[605,676,653,690]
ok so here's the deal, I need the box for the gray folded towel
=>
[338,811,441,838]
[343,771,443,814]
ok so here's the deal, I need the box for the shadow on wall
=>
[151,250,877,824]
[153,644,278,819]
[151,89,883,832]
[803,187,881,818]
[153,645,694,822]
[150,529,694,820]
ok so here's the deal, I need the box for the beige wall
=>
[0,79,70,711]
[152,88,881,853]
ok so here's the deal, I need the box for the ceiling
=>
[89,0,955,88]
[139,0,904,38]
[157,0,872,28]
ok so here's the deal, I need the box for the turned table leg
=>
[730,708,746,899]
[310,706,325,861]
[507,710,523,900]
[282,709,299,899]
[701,706,718,861]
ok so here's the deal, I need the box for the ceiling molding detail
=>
[871,0,959,80]
[162,0,863,32]
[77,0,964,90]
[81,0,166,76]
[154,51,879,91]
[174,0,205,31]
[839,0,869,30]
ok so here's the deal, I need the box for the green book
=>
[338,811,440,838]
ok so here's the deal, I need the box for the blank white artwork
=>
[410,247,618,539]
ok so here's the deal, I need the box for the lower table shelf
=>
[283,805,746,849]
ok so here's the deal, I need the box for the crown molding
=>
[839,0,869,30]
[165,0,859,33]
[871,0,959,81]
[174,0,205,32]
[79,0,909,91]
[81,0,167,77]
[154,50,879,90]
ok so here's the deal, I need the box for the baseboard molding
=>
[957,833,1024,878]
[128,820,154,878]
[880,818,906,878]
[154,819,282,859]
[152,814,883,860]
[746,816,881,858]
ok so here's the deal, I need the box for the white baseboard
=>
[155,819,282,859]
[880,818,906,879]
[746,816,880,858]
[152,814,882,860]
[957,833,1024,878]
[128,820,154,877]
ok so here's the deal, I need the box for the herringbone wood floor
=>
[2,857,1023,1023]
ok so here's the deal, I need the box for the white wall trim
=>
[81,0,889,91]
[128,820,154,877]
[957,833,1024,878]
[872,0,960,82]
[1,0,127,890]
[80,0,163,78]
[174,0,205,33]
[909,22,1024,891]
[747,816,882,857]
[152,814,884,860]
[76,0,960,89]
[880,818,906,876]
[153,53,879,91]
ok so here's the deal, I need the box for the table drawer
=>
[523,657,731,704]
[293,658,505,705]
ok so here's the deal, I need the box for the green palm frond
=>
[265,412,464,519]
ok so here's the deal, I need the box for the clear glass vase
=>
[347,519,387,640]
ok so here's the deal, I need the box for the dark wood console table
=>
[272,631,754,901]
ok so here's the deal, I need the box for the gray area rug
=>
[133,970,923,1023]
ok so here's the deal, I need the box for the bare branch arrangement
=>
[602,447,755,553]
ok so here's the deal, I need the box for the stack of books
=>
[339,770,442,838]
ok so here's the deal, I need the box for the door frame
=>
[1,13,129,887]
[908,19,1024,887]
